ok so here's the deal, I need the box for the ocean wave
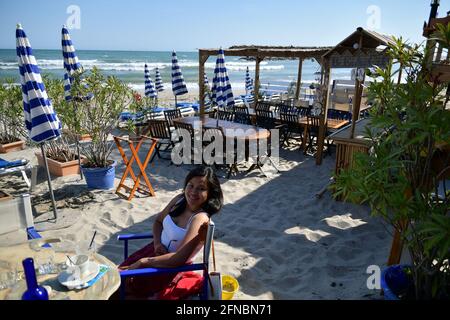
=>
[1,58,284,72]
[127,82,248,91]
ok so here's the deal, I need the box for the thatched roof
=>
[423,15,450,37]
[199,45,333,60]
[323,27,396,68]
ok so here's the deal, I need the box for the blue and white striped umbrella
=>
[171,51,188,97]
[63,72,72,101]
[211,48,234,110]
[62,25,83,76]
[144,64,157,98]
[204,73,211,90]
[155,67,164,92]
[61,26,85,101]
[245,66,253,95]
[17,24,61,143]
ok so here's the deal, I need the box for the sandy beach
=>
[0,123,393,299]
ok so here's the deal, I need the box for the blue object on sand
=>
[0,158,28,169]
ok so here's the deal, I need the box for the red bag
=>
[157,272,204,300]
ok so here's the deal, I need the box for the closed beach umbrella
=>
[61,26,87,180]
[17,24,60,219]
[204,73,211,91]
[62,25,83,101]
[63,72,72,101]
[171,51,188,107]
[144,64,157,98]
[155,67,164,92]
[245,66,253,95]
[211,48,235,111]
[62,25,83,75]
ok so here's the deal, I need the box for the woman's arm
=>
[131,214,209,269]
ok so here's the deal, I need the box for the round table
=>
[0,238,120,300]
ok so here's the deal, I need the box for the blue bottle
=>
[21,258,49,300]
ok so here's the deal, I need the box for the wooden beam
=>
[295,58,303,100]
[199,52,209,115]
[254,57,262,105]
[316,60,331,165]
[350,72,365,139]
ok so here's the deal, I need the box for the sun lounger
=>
[0,158,37,191]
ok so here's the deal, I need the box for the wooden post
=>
[316,60,331,165]
[350,72,365,139]
[199,51,209,115]
[295,58,303,100]
[254,56,262,106]
[350,33,365,139]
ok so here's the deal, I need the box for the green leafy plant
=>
[333,35,450,299]
[0,79,26,144]
[70,67,131,168]
[41,75,78,161]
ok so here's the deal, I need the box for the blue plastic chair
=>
[117,219,215,300]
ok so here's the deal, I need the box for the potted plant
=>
[71,67,130,189]
[0,79,26,153]
[333,36,450,300]
[32,75,86,176]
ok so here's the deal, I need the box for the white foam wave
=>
[128,82,247,91]
[1,58,284,72]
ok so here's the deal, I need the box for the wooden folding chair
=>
[113,135,158,201]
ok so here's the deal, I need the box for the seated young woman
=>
[116,165,223,299]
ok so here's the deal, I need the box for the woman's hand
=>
[154,242,168,256]
[118,257,151,271]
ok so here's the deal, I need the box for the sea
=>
[0,49,352,93]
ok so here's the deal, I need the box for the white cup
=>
[67,254,89,280]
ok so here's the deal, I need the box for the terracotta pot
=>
[62,129,92,142]
[0,190,13,201]
[35,152,86,177]
[0,140,25,153]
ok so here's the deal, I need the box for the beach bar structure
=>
[197,46,333,115]
[316,27,396,165]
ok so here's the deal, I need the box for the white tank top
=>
[161,209,208,261]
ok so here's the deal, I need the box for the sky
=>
[0,0,449,51]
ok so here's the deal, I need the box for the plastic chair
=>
[0,194,42,245]
[117,219,216,300]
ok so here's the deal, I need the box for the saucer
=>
[58,261,100,290]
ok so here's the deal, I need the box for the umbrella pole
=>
[175,95,178,109]
[77,140,83,180]
[40,143,58,220]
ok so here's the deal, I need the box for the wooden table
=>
[300,118,349,152]
[0,238,120,300]
[174,116,273,176]
[174,116,270,140]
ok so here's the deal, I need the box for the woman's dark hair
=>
[170,166,223,217]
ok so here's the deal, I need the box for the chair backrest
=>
[256,109,276,129]
[280,112,301,131]
[255,101,271,112]
[217,110,234,122]
[233,105,249,115]
[277,103,293,114]
[173,121,195,142]
[233,106,251,125]
[164,109,182,126]
[307,115,321,135]
[139,119,171,139]
[0,194,39,245]
[202,220,215,271]
[296,106,311,117]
